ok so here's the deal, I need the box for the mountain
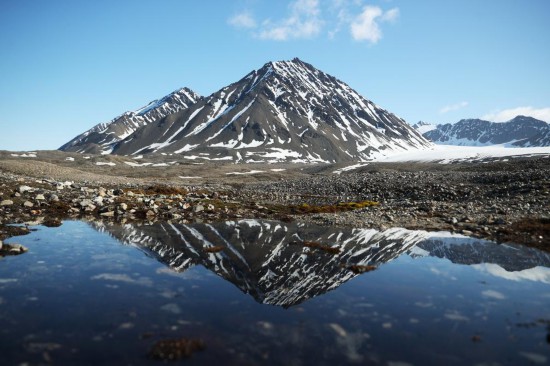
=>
[59,87,201,154]
[89,220,550,307]
[61,58,431,162]
[414,116,550,147]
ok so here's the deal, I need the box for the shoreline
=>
[1,155,548,253]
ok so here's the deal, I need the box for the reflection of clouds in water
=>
[91,273,153,286]
[0,278,18,284]
[388,362,414,366]
[156,267,204,280]
[520,352,548,364]
[444,310,469,322]
[481,289,506,300]
[472,264,550,284]
[429,266,458,281]
[415,301,433,308]
[160,303,181,314]
[329,323,369,363]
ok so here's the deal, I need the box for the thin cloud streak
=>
[482,106,550,123]
[439,101,468,114]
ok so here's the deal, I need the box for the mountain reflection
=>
[90,220,550,307]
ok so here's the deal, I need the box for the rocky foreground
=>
[0,155,548,253]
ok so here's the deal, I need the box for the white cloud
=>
[439,101,469,114]
[482,106,550,123]
[381,7,399,22]
[229,1,398,44]
[257,0,323,41]
[350,6,399,43]
[228,12,257,29]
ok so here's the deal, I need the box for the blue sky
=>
[1,0,549,151]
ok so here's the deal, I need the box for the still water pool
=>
[0,220,549,365]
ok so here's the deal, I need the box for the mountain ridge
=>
[60,58,432,162]
[414,115,550,147]
[59,87,201,155]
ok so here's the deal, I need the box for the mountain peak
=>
[59,87,201,154]
[62,60,431,161]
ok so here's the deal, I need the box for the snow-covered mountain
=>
[89,220,550,307]
[414,116,550,147]
[61,58,431,162]
[59,87,201,154]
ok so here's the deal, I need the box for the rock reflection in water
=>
[91,220,550,307]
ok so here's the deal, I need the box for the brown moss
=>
[1,225,31,240]
[291,240,340,254]
[204,245,224,253]
[280,200,379,215]
[43,218,63,227]
[124,185,188,196]
[496,217,550,252]
[347,264,377,274]
[148,338,204,361]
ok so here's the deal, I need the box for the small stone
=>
[100,211,115,217]
[146,210,155,217]
[207,204,215,211]
[35,194,45,201]
[451,217,458,225]
[23,201,34,208]
[193,205,204,213]
[0,200,14,206]
[126,191,135,197]
[79,199,93,208]
[84,204,96,212]
[119,203,128,211]
[18,185,33,194]
[49,194,59,202]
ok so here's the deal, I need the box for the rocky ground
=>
[0,151,548,253]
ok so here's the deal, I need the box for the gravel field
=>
[1,151,548,253]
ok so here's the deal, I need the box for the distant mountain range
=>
[413,116,550,147]
[90,220,550,307]
[60,58,431,162]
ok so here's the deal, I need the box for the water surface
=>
[1,220,549,365]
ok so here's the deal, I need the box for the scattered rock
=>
[193,205,204,213]
[1,200,14,206]
[0,243,28,256]
[23,201,34,208]
[18,185,33,194]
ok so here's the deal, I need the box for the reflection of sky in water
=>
[0,221,548,366]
